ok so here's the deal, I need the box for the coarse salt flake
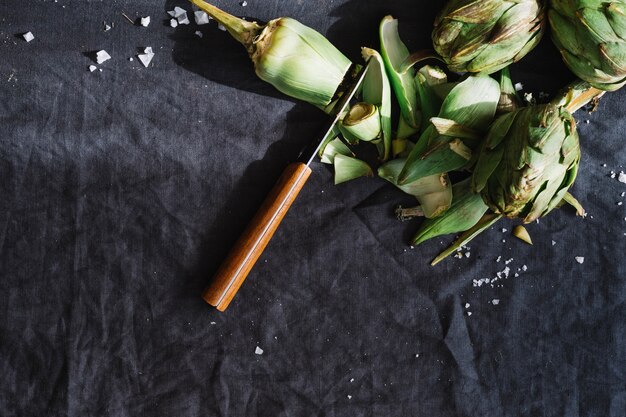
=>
[492,299,500,305]
[618,172,626,184]
[95,50,111,64]
[254,346,264,355]
[195,31,203,38]
[89,65,97,72]
[23,32,34,42]
[140,16,150,27]
[170,18,178,28]
[575,256,585,264]
[194,11,210,25]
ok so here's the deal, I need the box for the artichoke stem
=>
[190,0,264,55]
[395,205,424,221]
[552,80,606,114]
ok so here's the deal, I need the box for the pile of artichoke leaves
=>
[191,0,625,265]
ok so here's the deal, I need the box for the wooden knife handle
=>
[203,162,312,311]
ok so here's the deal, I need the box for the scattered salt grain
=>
[610,171,616,179]
[618,172,626,184]
[505,258,513,265]
[523,92,534,103]
[95,50,111,64]
[218,23,227,31]
[195,11,210,25]
[140,16,150,27]
[347,395,352,399]
[255,346,264,355]
[350,378,354,382]
[129,57,133,61]
[170,18,178,28]
[575,256,585,264]
[467,311,472,316]
[496,256,502,262]
[195,31,203,38]
[104,24,111,32]
[465,303,470,308]
[168,6,187,18]
[88,65,97,72]
[602,163,607,167]
[521,265,527,271]
[618,202,623,206]
[551,240,556,246]
[491,299,500,305]
[585,120,590,124]
[178,13,190,25]
[23,32,34,42]
[501,228,507,233]
[621,192,625,197]
[464,252,470,258]
[514,82,523,92]
[137,47,154,68]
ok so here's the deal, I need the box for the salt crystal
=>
[521,265,527,271]
[194,11,210,25]
[218,23,227,31]
[140,16,150,27]
[610,171,616,179]
[170,18,178,28]
[618,172,626,184]
[464,252,470,258]
[514,82,523,92]
[137,51,154,68]
[496,256,502,262]
[241,1,248,6]
[23,32,34,42]
[524,92,533,103]
[602,164,607,167]
[129,57,133,61]
[575,256,585,264]
[195,31,203,38]
[95,50,111,64]
[350,378,354,382]
[618,202,623,206]
[169,6,186,18]
[254,346,264,355]
[585,120,590,124]
[465,303,470,308]
[467,312,472,316]
[491,299,500,305]
[502,239,506,243]
[501,228,507,233]
[505,258,513,265]
[621,192,625,197]
[347,395,352,399]
[514,273,519,277]
[104,24,111,32]
[143,47,153,54]
[178,13,190,25]
[89,65,97,72]
[551,240,556,246]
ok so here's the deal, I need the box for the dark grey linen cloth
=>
[1,1,625,416]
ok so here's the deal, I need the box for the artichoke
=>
[190,0,352,109]
[471,103,580,223]
[432,0,545,74]
[549,0,626,91]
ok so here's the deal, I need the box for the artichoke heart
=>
[471,103,581,223]
[433,0,546,74]
[339,103,382,143]
[190,0,352,108]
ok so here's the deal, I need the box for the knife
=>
[203,61,370,312]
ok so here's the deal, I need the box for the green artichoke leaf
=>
[398,74,500,184]
[320,137,353,164]
[415,66,448,131]
[380,16,421,129]
[333,154,373,184]
[378,159,452,218]
[338,102,382,143]
[412,179,489,245]
[431,213,502,266]
[361,47,392,161]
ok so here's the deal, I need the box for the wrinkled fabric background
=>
[1,1,626,416]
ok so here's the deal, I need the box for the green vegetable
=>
[379,159,452,218]
[471,103,580,223]
[333,154,373,184]
[549,0,626,91]
[339,103,382,143]
[190,0,352,108]
[432,0,545,74]
[361,48,393,161]
[320,137,353,164]
[380,16,421,129]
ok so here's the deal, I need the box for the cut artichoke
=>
[333,154,373,184]
[190,0,352,108]
[339,103,381,143]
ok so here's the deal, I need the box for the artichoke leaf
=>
[320,137,353,164]
[333,154,373,184]
[361,48,392,160]
[412,179,489,245]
